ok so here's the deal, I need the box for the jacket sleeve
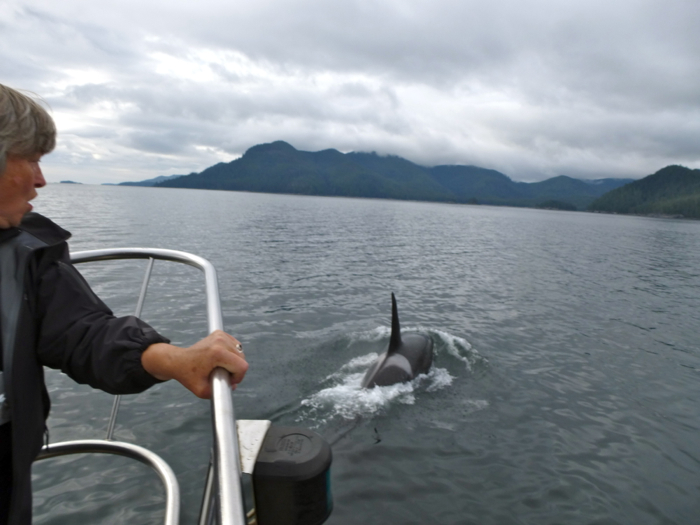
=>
[31,248,170,395]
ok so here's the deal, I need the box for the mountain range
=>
[155,141,632,210]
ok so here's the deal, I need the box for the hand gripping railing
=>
[36,248,247,525]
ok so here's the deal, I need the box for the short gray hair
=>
[0,84,56,174]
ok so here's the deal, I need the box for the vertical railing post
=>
[201,260,247,525]
[106,257,155,441]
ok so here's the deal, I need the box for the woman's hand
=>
[141,330,249,399]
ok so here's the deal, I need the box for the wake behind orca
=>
[362,293,434,388]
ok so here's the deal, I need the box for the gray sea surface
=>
[31,184,700,525]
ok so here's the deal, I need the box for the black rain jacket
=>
[0,213,168,525]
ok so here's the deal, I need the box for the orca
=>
[362,293,434,388]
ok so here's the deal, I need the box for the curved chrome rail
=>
[38,248,246,525]
[36,439,180,525]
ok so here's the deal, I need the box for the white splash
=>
[348,325,391,343]
[297,326,485,426]
[427,327,484,372]
[425,367,454,392]
[322,352,380,382]
[299,353,455,425]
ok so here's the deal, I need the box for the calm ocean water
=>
[30,184,700,525]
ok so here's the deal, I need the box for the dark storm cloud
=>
[2,0,699,183]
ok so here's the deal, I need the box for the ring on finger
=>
[235,343,243,353]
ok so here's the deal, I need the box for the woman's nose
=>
[34,164,46,188]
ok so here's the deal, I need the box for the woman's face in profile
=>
[0,153,46,229]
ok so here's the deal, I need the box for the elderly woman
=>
[0,84,249,525]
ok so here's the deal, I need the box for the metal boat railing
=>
[37,439,181,524]
[35,248,247,525]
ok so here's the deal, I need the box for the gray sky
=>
[2,0,699,183]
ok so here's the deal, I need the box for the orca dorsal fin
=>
[388,292,402,353]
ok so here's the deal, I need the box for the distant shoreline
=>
[57,181,700,221]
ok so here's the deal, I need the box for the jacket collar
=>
[15,212,71,246]
[0,227,20,244]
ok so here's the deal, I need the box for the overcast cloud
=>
[2,0,699,183]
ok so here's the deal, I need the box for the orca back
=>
[362,294,434,388]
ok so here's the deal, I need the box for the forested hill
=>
[588,165,700,218]
[156,140,632,209]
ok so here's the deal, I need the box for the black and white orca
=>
[361,293,434,388]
